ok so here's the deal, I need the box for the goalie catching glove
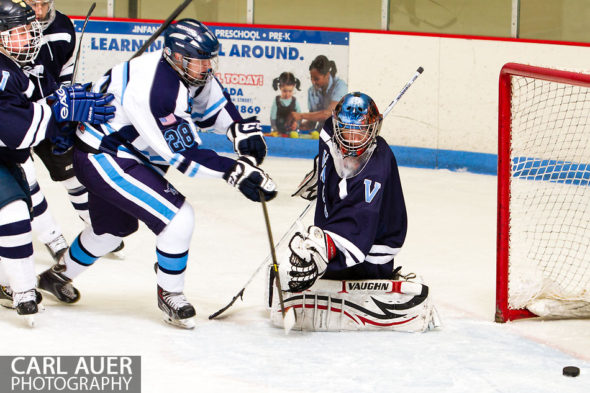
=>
[50,83,116,124]
[287,226,337,292]
[224,157,277,202]
[227,117,267,165]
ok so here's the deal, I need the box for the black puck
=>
[563,366,580,377]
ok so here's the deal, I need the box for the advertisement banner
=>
[74,19,349,136]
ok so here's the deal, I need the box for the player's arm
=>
[0,84,114,149]
[192,78,267,165]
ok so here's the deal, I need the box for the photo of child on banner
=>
[269,72,302,138]
[290,54,348,139]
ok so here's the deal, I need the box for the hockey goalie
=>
[268,92,440,332]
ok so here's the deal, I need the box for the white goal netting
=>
[507,73,590,318]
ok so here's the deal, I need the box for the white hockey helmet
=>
[24,0,55,30]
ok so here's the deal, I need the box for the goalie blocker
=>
[267,268,441,332]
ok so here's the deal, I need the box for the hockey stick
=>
[382,67,424,118]
[258,191,296,333]
[208,200,314,320]
[130,0,193,60]
[209,200,313,319]
[71,2,96,83]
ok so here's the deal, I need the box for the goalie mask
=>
[24,0,55,30]
[0,0,42,64]
[163,19,219,87]
[331,92,383,178]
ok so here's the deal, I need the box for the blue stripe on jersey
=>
[0,70,9,91]
[69,236,99,266]
[156,249,188,273]
[121,62,130,103]
[83,122,105,140]
[191,96,227,120]
[93,154,176,220]
[188,163,200,177]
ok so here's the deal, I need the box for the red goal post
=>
[496,63,590,323]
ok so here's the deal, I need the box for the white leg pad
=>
[269,272,441,332]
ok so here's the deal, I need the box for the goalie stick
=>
[71,2,96,84]
[383,66,424,118]
[130,0,193,60]
[208,201,314,320]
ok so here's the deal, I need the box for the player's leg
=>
[20,156,69,262]
[33,140,92,225]
[154,201,196,328]
[37,190,134,304]
[80,153,194,327]
[40,150,194,327]
[0,164,42,324]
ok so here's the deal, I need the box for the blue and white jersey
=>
[316,117,408,279]
[77,50,242,177]
[0,54,58,165]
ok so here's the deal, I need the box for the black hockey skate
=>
[38,265,80,304]
[0,286,43,309]
[157,285,196,329]
[0,285,13,308]
[44,234,69,263]
[14,289,39,327]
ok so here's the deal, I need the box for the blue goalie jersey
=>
[315,117,408,280]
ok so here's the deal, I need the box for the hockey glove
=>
[287,226,336,292]
[50,122,77,154]
[223,156,277,202]
[50,83,116,124]
[227,117,267,165]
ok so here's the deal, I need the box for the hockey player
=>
[20,0,95,264]
[271,92,439,332]
[289,92,407,287]
[0,0,115,323]
[37,19,276,329]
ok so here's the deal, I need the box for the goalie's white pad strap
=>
[269,277,440,332]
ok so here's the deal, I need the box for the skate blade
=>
[20,315,35,328]
[427,306,442,331]
[162,314,195,330]
[1,302,15,310]
[283,307,296,335]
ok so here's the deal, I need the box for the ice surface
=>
[2,156,589,393]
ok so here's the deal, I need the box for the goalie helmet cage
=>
[496,62,590,323]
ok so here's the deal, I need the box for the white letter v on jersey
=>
[364,179,381,203]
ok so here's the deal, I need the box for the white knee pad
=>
[79,227,123,257]
[157,201,194,254]
[0,200,30,226]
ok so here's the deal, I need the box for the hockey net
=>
[496,63,590,322]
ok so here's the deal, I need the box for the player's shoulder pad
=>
[0,57,28,93]
[51,11,76,35]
